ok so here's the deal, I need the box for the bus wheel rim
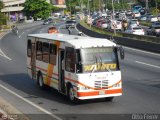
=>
[69,87,74,101]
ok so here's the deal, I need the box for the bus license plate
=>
[99,90,105,95]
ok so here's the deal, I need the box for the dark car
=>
[48,18,53,23]
[43,20,49,25]
[65,20,76,29]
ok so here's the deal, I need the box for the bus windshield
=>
[76,47,119,73]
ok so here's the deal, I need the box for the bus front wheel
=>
[68,85,78,103]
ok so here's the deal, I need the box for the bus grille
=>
[95,80,108,89]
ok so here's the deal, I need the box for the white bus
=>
[27,33,124,103]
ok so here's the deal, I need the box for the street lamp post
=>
[146,0,149,13]
[111,0,116,36]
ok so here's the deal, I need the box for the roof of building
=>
[28,33,116,48]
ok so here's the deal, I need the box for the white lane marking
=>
[19,35,21,38]
[124,46,160,57]
[22,32,25,35]
[135,61,160,69]
[0,84,62,120]
[0,49,12,61]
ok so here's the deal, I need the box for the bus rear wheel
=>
[37,74,45,89]
[105,97,114,102]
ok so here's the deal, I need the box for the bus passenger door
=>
[58,49,65,93]
[31,42,36,79]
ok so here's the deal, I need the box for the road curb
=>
[0,97,30,120]
[0,32,10,40]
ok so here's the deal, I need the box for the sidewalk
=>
[0,97,29,120]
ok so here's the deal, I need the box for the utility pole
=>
[156,0,158,15]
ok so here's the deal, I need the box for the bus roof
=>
[28,33,116,48]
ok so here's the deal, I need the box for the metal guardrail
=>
[77,23,160,53]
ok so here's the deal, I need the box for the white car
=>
[150,16,158,22]
[158,15,160,21]
[101,21,108,29]
[132,12,141,18]
[108,20,122,30]
[126,27,145,35]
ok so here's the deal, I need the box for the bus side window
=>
[36,41,42,61]
[27,39,31,57]
[42,42,49,63]
[50,44,57,65]
[65,47,75,73]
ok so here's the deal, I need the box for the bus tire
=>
[105,97,114,102]
[67,85,78,103]
[37,74,45,89]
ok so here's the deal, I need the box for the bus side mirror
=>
[118,46,125,60]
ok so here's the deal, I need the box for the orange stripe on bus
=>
[34,66,121,90]
[77,89,122,97]
[65,77,122,90]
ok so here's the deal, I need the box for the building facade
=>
[1,0,66,21]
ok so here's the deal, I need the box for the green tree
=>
[23,0,54,20]
[0,1,7,26]
[0,1,4,10]
[65,0,79,14]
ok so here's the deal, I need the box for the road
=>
[0,21,160,120]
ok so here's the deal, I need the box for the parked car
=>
[139,15,147,21]
[129,19,139,28]
[125,26,145,35]
[132,12,141,18]
[157,15,160,21]
[126,10,132,16]
[48,26,58,34]
[100,21,108,29]
[119,12,127,20]
[146,26,160,36]
[147,15,158,22]
[151,22,160,28]
[108,20,122,31]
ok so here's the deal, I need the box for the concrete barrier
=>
[77,23,160,53]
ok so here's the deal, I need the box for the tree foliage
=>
[65,0,131,13]
[23,0,54,19]
[0,1,7,26]
[0,1,4,10]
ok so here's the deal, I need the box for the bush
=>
[0,13,7,25]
